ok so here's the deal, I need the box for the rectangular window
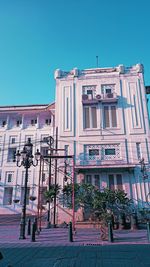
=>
[20,187,30,205]
[94,175,100,187]
[85,175,92,184]
[25,136,33,143]
[16,120,22,127]
[2,121,6,127]
[116,174,123,190]
[9,136,17,145]
[11,138,16,144]
[103,105,117,128]
[31,119,37,126]
[7,147,16,162]
[3,187,13,205]
[105,148,116,155]
[106,88,112,94]
[82,85,96,99]
[101,84,115,94]
[89,149,99,156]
[7,173,12,183]
[136,143,141,160]
[84,106,97,129]
[45,118,51,125]
[108,174,114,190]
[87,89,93,95]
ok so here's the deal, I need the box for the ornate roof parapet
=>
[54,63,144,79]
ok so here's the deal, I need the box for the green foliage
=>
[44,184,61,203]
[138,208,150,222]
[63,183,131,223]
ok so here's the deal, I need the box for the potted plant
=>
[29,195,37,201]
[13,199,20,203]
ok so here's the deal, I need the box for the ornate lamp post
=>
[16,139,41,239]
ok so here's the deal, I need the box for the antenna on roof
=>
[96,56,99,68]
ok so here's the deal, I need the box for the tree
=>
[62,183,131,223]
[44,184,61,203]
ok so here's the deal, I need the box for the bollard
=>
[108,222,114,242]
[27,218,31,235]
[68,222,73,242]
[31,222,36,242]
[147,222,150,242]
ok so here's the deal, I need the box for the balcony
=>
[75,158,135,171]
[82,93,118,105]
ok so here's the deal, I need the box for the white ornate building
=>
[55,64,150,220]
[0,63,150,221]
[0,103,55,214]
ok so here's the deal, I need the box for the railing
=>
[75,158,131,167]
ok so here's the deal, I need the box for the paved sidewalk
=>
[1,244,150,267]
[0,224,149,246]
[0,225,150,266]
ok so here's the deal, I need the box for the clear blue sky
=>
[0,0,150,107]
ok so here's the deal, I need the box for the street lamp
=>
[16,139,41,239]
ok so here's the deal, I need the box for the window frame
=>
[105,148,116,156]
[83,106,97,129]
[103,105,117,128]
[7,147,17,162]
[101,84,115,95]
[108,173,123,191]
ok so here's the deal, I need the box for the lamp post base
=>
[19,221,26,240]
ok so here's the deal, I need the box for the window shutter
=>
[111,106,117,127]
[84,107,90,128]
[91,107,97,128]
[104,106,110,128]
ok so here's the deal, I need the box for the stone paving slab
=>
[1,245,150,267]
